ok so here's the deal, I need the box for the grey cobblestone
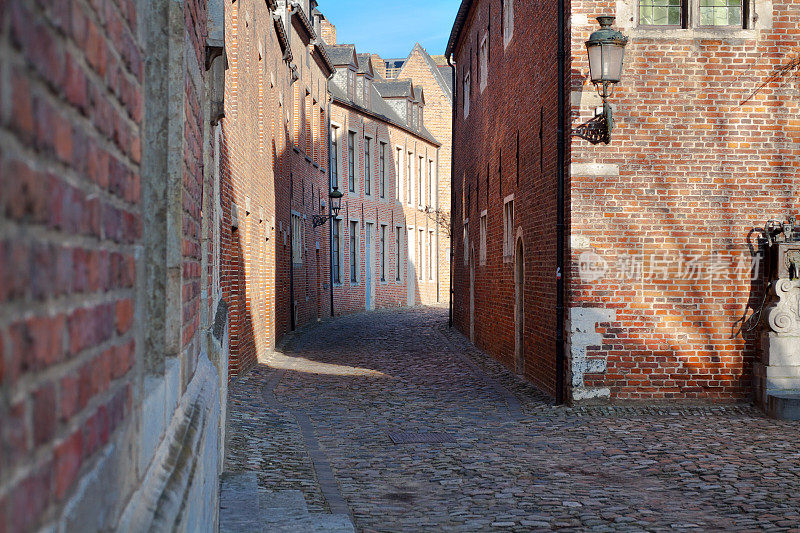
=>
[224,307,800,532]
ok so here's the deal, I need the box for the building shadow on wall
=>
[219,118,433,380]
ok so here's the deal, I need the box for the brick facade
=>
[327,44,446,313]
[449,0,800,403]
[398,45,454,306]
[569,0,800,402]
[221,0,334,378]
[1,0,228,530]
[450,0,563,397]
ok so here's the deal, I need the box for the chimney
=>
[320,19,336,45]
[370,54,387,79]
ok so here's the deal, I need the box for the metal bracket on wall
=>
[572,111,611,145]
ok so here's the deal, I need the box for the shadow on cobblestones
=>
[224,307,800,532]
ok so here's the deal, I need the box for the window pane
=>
[640,0,682,26]
[699,0,742,26]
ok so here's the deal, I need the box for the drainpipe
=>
[447,54,456,329]
[289,169,296,331]
[556,0,567,405]
[327,95,335,318]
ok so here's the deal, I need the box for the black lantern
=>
[586,16,628,98]
[329,187,343,218]
[573,16,628,145]
[313,187,344,228]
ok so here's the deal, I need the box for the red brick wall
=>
[329,99,443,314]
[451,0,563,396]
[1,0,139,529]
[398,46,453,304]
[221,2,333,378]
[569,0,800,401]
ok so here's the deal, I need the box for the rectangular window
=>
[292,214,303,264]
[418,156,424,208]
[639,0,686,26]
[503,0,514,46]
[349,220,359,283]
[503,198,514,260]
[395,148,402,201]
[479,211,487,265]
[699,0,743,26]
[348,131,356,193]
[429,231,434,280]
[479,33,488,91]
[427,160,433,207]
[332,219,341,283]
[407,152,413,205]
[330,125,339,189]
[379,142,387,198]
[418,229,424,280]
[463,219,469,265]
[395,226,402,281]
[380,224,387,281]
[463,71,471,118]
[364,137,372,196]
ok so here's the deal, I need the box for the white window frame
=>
[407,151,413,206]
[380,224,387,282]
[291,212,303,265]
[427,159,434,208]
[418,228,425,281]
[479,32,488,92]
[330,122,342,190]
[418,155,424,208]
[429,229,435,280]
[503,194,514,262]
[347,129,357,193]
[332,217,342,284]
[349,219,360,284]
[503,0,514,47]
[395,225,403,282]
[463,219,469,266]
[479,210,487,266]
[379,141,387,199]
[395,146,403,202]
[463,71,471,118]
[364,135,373,197]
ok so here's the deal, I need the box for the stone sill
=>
[628,27,759,41]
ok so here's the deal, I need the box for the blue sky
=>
[319,1,462,59]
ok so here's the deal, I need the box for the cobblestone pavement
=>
[224,307,800,532]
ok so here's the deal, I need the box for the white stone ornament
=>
[767,279,800,336]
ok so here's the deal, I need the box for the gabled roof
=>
[374,79,414,99]
[400,43,453,104]
[325,44,358,67]
[356,53,374,77]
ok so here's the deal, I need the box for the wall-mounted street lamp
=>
[573,16,628,145]
[312,187,343,228]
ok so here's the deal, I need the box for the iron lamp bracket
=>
[572,102,613,145]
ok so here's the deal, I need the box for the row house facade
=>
[448,0,800,404]
[221,0,335,377]
[325,43,447,312]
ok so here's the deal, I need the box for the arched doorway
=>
[514,238,524,375]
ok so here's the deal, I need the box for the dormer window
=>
[364,79,371,108]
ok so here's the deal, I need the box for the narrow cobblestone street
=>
[223,308,800,532]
